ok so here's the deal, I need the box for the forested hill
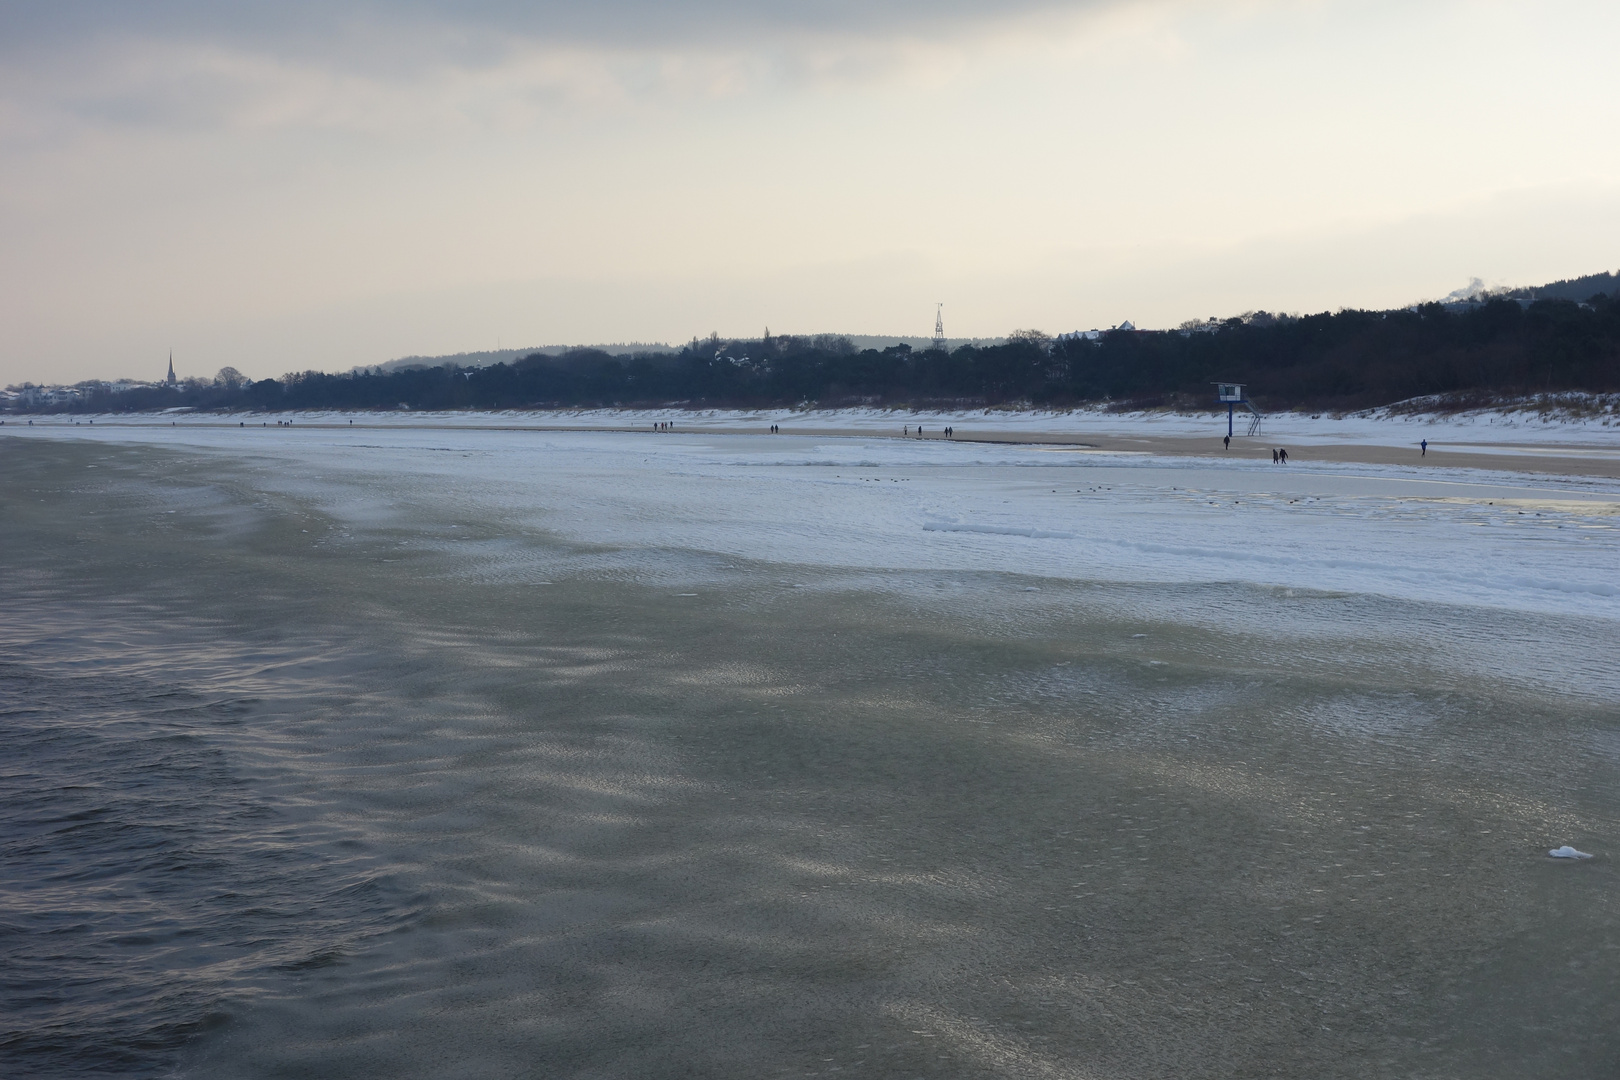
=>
[39,291,1620,415]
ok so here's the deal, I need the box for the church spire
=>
[166,351,176,387]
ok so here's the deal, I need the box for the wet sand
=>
[856,428,1620,479]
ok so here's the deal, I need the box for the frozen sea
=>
[2,419,1618,1078]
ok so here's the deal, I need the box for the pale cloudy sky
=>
[3,0,1618,385]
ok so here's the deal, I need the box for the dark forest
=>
[26,292,1620,415]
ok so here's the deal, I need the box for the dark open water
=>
[2,436,1617,1078]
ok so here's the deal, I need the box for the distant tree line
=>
[23,294,1620,415]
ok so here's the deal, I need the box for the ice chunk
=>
[1548,845,1593,859]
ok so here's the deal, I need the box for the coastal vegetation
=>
[17,289,1620,415]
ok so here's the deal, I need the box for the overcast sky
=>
[4,0,1619,385]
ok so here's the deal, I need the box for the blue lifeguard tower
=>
[1214,382,1262,437]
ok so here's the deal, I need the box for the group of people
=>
[1220,434,1288,462]
[769,424,779,433]
[903,425,955,437]
[653,421,674,431]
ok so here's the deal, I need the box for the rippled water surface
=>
[2,433,1617,1078]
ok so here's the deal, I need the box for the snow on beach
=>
[11,414,1618,626]
[30,396,1620,455]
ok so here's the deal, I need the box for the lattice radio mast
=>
[932,304,945,351]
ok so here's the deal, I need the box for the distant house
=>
[15,383,83,409]
[17,386,80,408]
[1057,320,1137,343]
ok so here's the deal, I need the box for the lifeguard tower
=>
[1214,382,1262,437]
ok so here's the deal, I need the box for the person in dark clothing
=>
[1271,448,1278,463]
[1279,448,1288,464]
[1224,434,1230,450]
[1421,439,1427,456]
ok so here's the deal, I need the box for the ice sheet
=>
[10,423,1617,621]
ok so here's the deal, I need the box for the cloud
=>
[0,0,1148,137]
[1,1,1121,57]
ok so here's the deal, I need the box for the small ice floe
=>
[1131,633,1147,638]
[1548,846,1594,860]
[1022,586,1041,592]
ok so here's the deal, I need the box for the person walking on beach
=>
[1224,434,1230,451]
[1271,448,1278,463]
[1421,439,1427,456]
[1279,448,1289,464]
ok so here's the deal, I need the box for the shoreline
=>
[9,408,1619,481]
